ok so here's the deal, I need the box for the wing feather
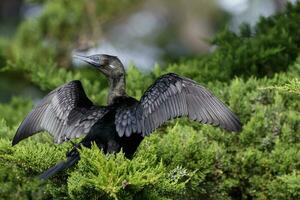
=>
[13,80,108,145]
[115,73,242,137]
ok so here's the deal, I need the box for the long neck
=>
[107,75,126,105]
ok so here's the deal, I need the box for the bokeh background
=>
[0,0,295,102]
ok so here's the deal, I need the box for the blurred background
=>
[0,0,295,102]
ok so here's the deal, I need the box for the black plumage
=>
[12,54,242,179]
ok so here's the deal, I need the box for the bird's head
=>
[74,54,125,78]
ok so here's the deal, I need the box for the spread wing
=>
[12,80,109,145]
[116,73,242,137]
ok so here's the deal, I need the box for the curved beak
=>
[73,54,100,67]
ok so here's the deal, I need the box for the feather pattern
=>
[115,73,242,137]
[12,80,108,145]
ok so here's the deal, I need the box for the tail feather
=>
[39,155,79,180]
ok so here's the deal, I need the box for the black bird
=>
[12,54,242,179]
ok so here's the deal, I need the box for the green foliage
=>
[6,0,141,93]
[1,72,299,199]
[0,38,8,69]
[0,1,300,200]
[0,119,69,199]
[68,144,189,199]
[165,2,300,83]
[264,78,300,95]
[0,97,32,127]
[12,0,140,67]
[268,174,300,200]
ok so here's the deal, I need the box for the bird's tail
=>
[39,153,80,180]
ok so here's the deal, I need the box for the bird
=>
[12,54,242,179]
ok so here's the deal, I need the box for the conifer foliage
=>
[0,1,299,199]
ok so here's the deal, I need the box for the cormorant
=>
[12,54,242,179]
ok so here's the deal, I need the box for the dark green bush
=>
[165,2,300,83]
